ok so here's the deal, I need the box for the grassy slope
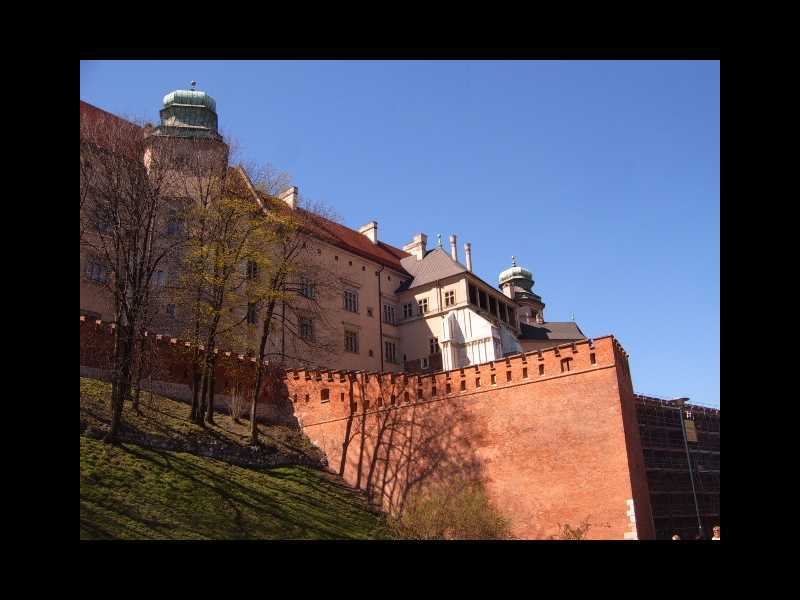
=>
[80,377,320,461]
[80,378,393,540]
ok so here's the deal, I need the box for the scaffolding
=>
[635,395,720,539]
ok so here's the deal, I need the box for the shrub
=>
[390,480,511,540]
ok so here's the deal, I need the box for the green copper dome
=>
[499,258,534,291]
[153,82,222,141]
[162,89,217,112]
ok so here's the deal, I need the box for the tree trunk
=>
[190,350,201,423]
[105,322,134,444]
[199,361,210,427]
[205,347,217,425]
[250,300,277,445]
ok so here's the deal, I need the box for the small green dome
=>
[152,82,222,141]
[499,257,534,291]
[162,89,217,113]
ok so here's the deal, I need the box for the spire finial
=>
[191,80,197,90]
[437,234,443,248]
[511,255,517,267]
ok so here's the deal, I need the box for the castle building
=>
[80,85,719,539]
[80,84,585,375]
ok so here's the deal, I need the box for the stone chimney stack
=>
[278,186,299,210]
[464,242,473,272]
[403,233,428,261]
[450,234,458,262]
[358,221,379,244]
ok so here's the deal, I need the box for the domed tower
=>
[144,81,228,172]
[499,257,546,325]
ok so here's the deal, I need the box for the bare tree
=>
[242,184,342,445]
[79,114,185,443]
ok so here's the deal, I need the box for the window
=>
[468,284,478,305]
[590,353,597,365]
[383,304,396,325]
[345,330,359,353]
[367,307,373,317]
[385,341,397,364]
[94,206,113,234]
[538,364,545,376]
[491,374,497,385]
[429,337,439,355]
[344,289,359,313]
[321,389,330,403]
[417,297,429,316]
[153,270,166,288]
[478,290,488,310]
[445,290,455,307]
[506,371,512,382]
[246,260,259,280]
[166,210,182,236]
[421,357,430,370]
[246,302,258,324]
[299,317,313,340]
[561,358,572,373]
[499,303,508,323]
[166,304,176,318]
[402,302,414,319]
[508,307,516,326]
[299,277,316,299]
[489,296,497,316]
[85,258,109,284]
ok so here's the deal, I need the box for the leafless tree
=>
[243,184,343,445]
[79,114,186,443]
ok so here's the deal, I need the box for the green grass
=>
[80,377,321,461]
[80,437,394,540]
[80,377,394,540]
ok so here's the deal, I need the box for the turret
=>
[144,81,229,172]
[499,256,545,325]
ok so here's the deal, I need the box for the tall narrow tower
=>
[499,257,546,325]
[144,81,229,172]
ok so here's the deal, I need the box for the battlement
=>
[79,314,630,417]
[283,336,626,421]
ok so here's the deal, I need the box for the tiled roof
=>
[518,321,587,341]
[396,247,467,291]
[80,100,142,137]
[253,191,412,273]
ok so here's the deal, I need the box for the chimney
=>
[403,233,428,261]
[450,234,458,262]
[358,221,379,244]
[464,242,473,272]
[278,186,299,209]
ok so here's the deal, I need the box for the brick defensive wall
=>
[80,315,655,539]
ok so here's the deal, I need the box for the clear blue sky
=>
[80,60,720,407]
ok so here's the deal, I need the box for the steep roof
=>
[397,247,467,291]
[518,321,587,341]
[80,100,142,137]
[250,188,412,273]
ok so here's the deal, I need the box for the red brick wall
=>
[80,316,654,539]
[288,338,655,540]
